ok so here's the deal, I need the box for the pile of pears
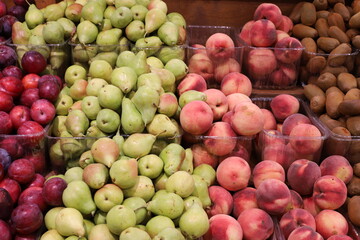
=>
[41,132,216,240]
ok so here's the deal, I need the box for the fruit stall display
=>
[0,0,360,239]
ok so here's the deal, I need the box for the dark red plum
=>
[10,203,43,235]
[42,177,67,206]
[0,138,24,160]
[18,187,47,212]
[0,177,21,203]
[19,88,40,108]
[0,188,13,220]
[7,158,35,184]
[21,51,47,74]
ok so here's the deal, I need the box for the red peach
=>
[319,155,353,184]
[191,143,219,169]
[221,111,233,125]
[280,208,317,239]
[252,160,285,188]
[289,189,304,210]
[226,93,251,112]
[303,196,322,217]
[312,175,347,210]
[247,48,277,76]
[180,100,213,135]
[220,72,252,97]
[289,123,322,156]
[327,235,353,240]
[270,94,300,122]
[253,3,284,28]
[205,33,235,63]
[216,156,251,191]
[177,73,207,96]
[315,210,348,239]
[225,138,252,163]
[276,30,290,41]
[238,20,255,45]
[232,187,258,219]
[269,63,298,86]
[262,143,295,170]
[288,226,324,240]
[207,185,233,217]
[203,89,228,120]
[188,53,214,81]
[203,214,243,240]
[261,109,277,130]
[190,44,207,55]
[204,122,237,156]
[250,19,277,47]
[282,113,311,136]
[237,208,274,240]
[274,37,303,64]
[213,58,240,83]
[257,130,285,149]
[231,101,265,136]
[277,15,294,33]
[287,159,321,196]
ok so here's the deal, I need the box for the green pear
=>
[89,60,113,83]
[115,0,136,8]
[112,130,125,155]
[193,164,216,187]
[122,197,148,224]
[81,1,104,24]
[43,3,65,21]
[62,181,97,215]
[179,148,194,174]
[99,18,113,31]
[159,143,185,176]
[151,189,168,200]
[57,18,76,39]
[154,172,168,190]
[64,64,87,87]
[109,158,138,189]
[191,175,211,208]
[88,0,107,10]
[98,85,123,111]
[151,68,176,92]
[94,210,107,224]
[131,85,160,125]
[25,4,44,29]
[146,114,178,138]
[77,20,99,44]
[148,0,167,13]
[137,72,163,93]
[75,0,88,6]
[179,90,206,108]
[183,196,203,210]
[179,204,209,239]
[106,205,137,235]
[157,92,178,117]
[44,207,64,230]
[59,131,86,162]
[145,216,175,238]
[147,192,184,219]
[119,227,151,240]
[31,23,45,36]
[65,236,86,240]
[144,8,166,35]
[153,228,185,240]
[85,125,108,149]
[40,229,64,240]
[121,97,145,134]
[86,78,108,96]
[155,46,185,64]
[136,0,150,6]
[104,5,116,19]
[158,21,179,46]
[138,154,163,179]
[64,167,83,183]
[65,3,83,23]
[49,49,67,71]
[43,21,65,44]
[123,176,155,202]
[91,138,120,167]
[164,59,188,81]
[69,79,88,101]
[111,66,137,93]
[125,20,145,42]
[94,184,124,212]
[167,12,186,28]
[150,139,168,155]
[147,56,164,68]
[96,109,121,134]
[96,28,122,52]
[122,133,156,158]
[49,141,66,171]
[67,158,81,169]
[90,51,118,68]
[65,109,89,137]
[51,115,67,137]
[88,224,117,240]
[11,22,31,44]
[83,219,95,237]
[59,86,70,97]
[82,163,109,189]
[110,6,133,29]
[71,44,98,64]
[131,4,148,21]
[135,36,163,56]
[128,51,151,76]
[116,50,135,68]
[165,171,194,198]
[28,35,50,59]
[81,96,101,120]
[55,207,86,237]
[79,150,94,168]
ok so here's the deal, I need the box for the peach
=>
[269,63,298,86]
[191,143,219,169]
[315,210,348,239]
[258,130,285,149]
[289,189,304,210]
[250,19,277,47]
[231,101,265,136]
[180,100,213,135]
[262,143,295,170]
[216,156,251,191]
[312,175,347,210]
[204,122,237,156]
[213,58,240,83]
[254,3,284,28]
[224,139,251,163]
[207,185,233,217]
[303,196,322,217]
[220,72,252,97]
[205,33,235,63]
[319,155,353,184]
[238,20,255,45]
[282,113,311,136]
[226,93,251,112]
[276,30,290,41]
[252,160,285,188]
[177,73,207,96]
[288,226,324,240]
[256,178,292,215]
[277,15,293,33]
[190,44,207,55]
[221,111,233,125]
[237,208,274,240]
[203,214,243,240]
[274,37,303,64]
[287,159,321,196]
[188,53,214,81]
[232,187,258,219]
[270,94,300,122]
[261,109,277,130]
[247,48,277,77]
[279,208,317,239]
[203,89,228,120]
[289,123,323,156]
[327,235,353,240]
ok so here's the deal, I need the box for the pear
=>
[125,20,145,42]
[44,207,64,230]
[144,8,166,35]
[122,133,156,158]
[120,227,151,240]
[110,6,133,29]
[11,22,31,44]
[88,224,117,240]
[64,64,87,87]
[65,237,86,240]
[62,180,97,215]
[137,72,163,93]
[55,207,86,237]
[145,216,175,238]
[136,0,150,7]
[116,51,135,68]
[121,97,145,134]
[64,167,84,183]
[151,68,176,92]
[132,85,160,125]
[59,86,71,97]
[138,154,163,179]
[82,163,109,189]
[106,205,137,235]
[51,116,68,137]
[65,109,89,137]
[88,0,107,10]
[123,176,155,202]
[183,196,203,210]
[115,0,136,8]
[179,204,209,239]
[122,197,148,224]
[91,138,120,168]
[159,143,186,176]
[91,51,118,68]
[81,96,101,120]
[119,36,131,52]
[191,175,211,208]
[98,84,123,111]
[109,158,138,189]
[65,3,83,22]
[96,29,122,52]
[59,131,86,161]
[49,140,66,171]
[155,46,185,64]
[131,5,148,21]
[164,59,188,81]
[85,125,108,149]
[94,210,107,224]
[50,49,67,70]
[28,35,50,59]
[158,21,179,46]
[135,36,163,56]
[147,56,164,68]
[154,172,168,190]
[83,219,95,237]
[180,148,194,174]
[150,139,168,155]
[89,60,113,83]
[31,24,45,36]
[43,21,65,44]
[146,114,178,137]
[86,78,108,96]
[104,5,116,19]
[193,164,216,187]
[99,18,113,31]
[165,171,194,198]
[128,51,151,76]
[25,4,44,29]
[79,150,94,168]
[43,3,65,21]
[147,192,184,219]
[68,100,83,112]
[81,1,104,24]
[153,228,185,240]
[40,229,64,240]
[179,90,206,108]
[167,12,186,28]
[77,20,99,44]
[111,66,137,93]
[72,44,98,64]
[148,0,167,13]
[57,18,76,39]
[96,109,121,134]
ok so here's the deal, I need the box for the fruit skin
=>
[237,208,274,240]
[20,51,47,74]
[203,214,243,240]
[0,187,13,220]
[11,203,43,235]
